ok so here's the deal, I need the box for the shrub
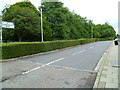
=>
[2,38,112,59]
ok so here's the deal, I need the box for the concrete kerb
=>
[93,43,113,88]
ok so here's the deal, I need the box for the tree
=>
[2,6,40,42]
[94,23,116,38]
[41,2,93,40]
[2,1,52,42]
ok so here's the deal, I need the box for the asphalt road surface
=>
[1,41,112,88]
[19,40,112,70]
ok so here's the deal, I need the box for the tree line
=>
[2,0,116,42]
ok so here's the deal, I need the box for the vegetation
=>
[2,1,116,42]
[2,38,108,59]
[2,1,52,42]
[1,1,117,60]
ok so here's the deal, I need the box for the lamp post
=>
[40,0,44,42]
[0,17,2,43]
[91,26,93,38]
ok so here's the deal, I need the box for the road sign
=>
[2,21,14,29]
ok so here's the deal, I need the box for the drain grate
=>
[112,61,120,68]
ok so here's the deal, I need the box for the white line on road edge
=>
[72,50,86,55]
[22,58,64,75]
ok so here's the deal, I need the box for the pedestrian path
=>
[94,44,119,88]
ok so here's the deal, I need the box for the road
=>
[19,41,112,70]
[1,41,112,88]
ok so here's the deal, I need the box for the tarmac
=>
[93,42,119,89]
[0,41,119,89]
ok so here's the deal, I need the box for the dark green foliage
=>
[41,2,116,40]
[2,1,116,42]
[2,39,95,59]
[94,23,116,38]
[2,38,113,59]
[2,6,40,42]
[2,1,52,42]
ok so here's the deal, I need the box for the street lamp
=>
[40,0,44,42]
[0,17,2,43]
[91,26,93,38]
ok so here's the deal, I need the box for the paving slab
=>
[93,45,119,89]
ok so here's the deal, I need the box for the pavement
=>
[93,43,119,89]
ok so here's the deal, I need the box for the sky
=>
[0,0,119,34]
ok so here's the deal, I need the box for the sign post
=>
[2,21,14,29]
[0,20,14,43]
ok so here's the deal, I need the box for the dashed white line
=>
[90,46,94,48]
[96,45,100,47]
[72,50,86,55]
[46,58,64,65]
[22,58,64,75]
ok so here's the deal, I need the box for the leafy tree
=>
[2,1,116,42]
[2,1,52,42]
[94,23,116,38]
[2,6,40,42]
[41,2,92,40]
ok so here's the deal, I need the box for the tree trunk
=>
[18,35,22,42]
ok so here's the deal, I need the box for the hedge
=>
[1,38,113,59]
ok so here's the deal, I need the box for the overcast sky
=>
[0,0,119,34]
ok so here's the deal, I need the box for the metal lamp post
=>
[40,0,45,42]
[0,17,2,43]
[40,6,43,42]
[91,26,93,38]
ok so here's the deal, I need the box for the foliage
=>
[41,2,116,40]
[2,39,95,59]
[41,2,93,40]
[2,37,114,59]
[94,23,116,38]
[2,1,116,42]
[2,1,52,42]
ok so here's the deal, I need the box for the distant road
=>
[20,41,112,70]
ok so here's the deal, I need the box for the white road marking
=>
[46,58,64,65]
[72,50,86,55]
[48,64,96,73]
[96,45,99,47]
[89,46,94,49]
[22,58,64,75]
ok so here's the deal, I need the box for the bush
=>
[2,38,113,59]
[2,39,96,59]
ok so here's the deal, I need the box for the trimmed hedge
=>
[2,38,113,59]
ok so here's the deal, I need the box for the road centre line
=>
[22,44,97,75]
[72,50,86,55]
[96,45,100,47]
[89,46,94,49]
[46,58,64,65]
[22,58,64,75]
